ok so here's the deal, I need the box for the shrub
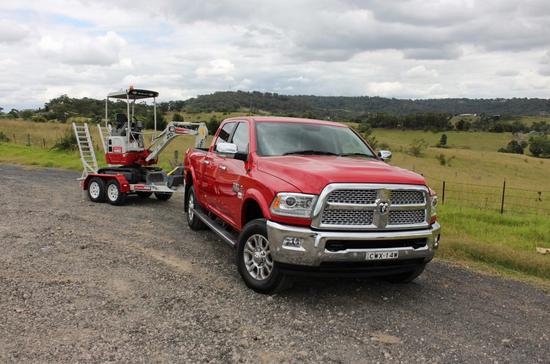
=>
[529,136,550,158]
[436,153,456,166]
[407,138,428,157]
[172,113,184,121]
[498,140,525,154]
[0,131,10,143]
[206,115,221,135]
[51,129,78,151]
[358,122,378,149]
[31,115,48,123]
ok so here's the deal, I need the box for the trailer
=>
[73,87,208,205]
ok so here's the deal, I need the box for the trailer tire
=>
[106,179,127,206]
[154,192,172,201]
[87,177,106,203]
[136,191,152,198]
[186,186,206,230]
[237,219,292,294]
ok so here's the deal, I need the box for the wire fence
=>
[422,174,550,217]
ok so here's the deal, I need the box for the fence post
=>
[13,134,16,144]
[26,134,31,146]
[42,138,46,149]
[441,181,446,205]
[500,180,506,214]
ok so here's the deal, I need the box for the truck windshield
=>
[255,122,376,158]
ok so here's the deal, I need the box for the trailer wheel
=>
[186,186,206,230]
[87,177,106,203]
[154,192,172,201]
[136,191,152,198]
[106,180,127,206]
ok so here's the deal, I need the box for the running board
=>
[192,208,238,248]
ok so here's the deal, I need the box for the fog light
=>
[282,237,304,250]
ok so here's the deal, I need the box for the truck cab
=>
[184,117,441,293]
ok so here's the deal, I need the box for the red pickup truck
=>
[184,117,441,293]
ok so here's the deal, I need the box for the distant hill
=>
[162,91,550,120]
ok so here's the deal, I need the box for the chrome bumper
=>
[267,221,441,267]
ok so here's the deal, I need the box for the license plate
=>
[365,251,399,260]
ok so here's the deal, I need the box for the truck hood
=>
[257,156,426,194]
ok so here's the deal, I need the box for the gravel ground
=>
[0,164,549,363]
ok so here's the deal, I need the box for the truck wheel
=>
[186,186,206,230]
[154,192,172,201]
[384,264,426,283]
[237,219,291,294]
[106,180,127,206]
[136,191,152,198]
[87,177,106,203]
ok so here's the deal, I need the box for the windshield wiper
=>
[283,150,338,156]
[339,153,377,159]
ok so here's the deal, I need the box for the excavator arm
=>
[145,122,208,162]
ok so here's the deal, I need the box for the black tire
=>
[105,179,127,206]
[87,177,106,203]
[186,186,206,230]
[384,263,426,283]
[237,219,291,294]
[136,191,152,198]
[154,192,172,201]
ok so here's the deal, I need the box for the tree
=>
[498,140,524,154]
[438,134,448,147]
[8,108,19,118]
[529,136,550,158]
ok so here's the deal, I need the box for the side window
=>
[231,122,249,153]
[215,122,236,146]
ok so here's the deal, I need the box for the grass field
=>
[1,118,549,284]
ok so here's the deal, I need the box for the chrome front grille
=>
[326,190,377,205]
[388,210,426,225]
[391,190,425,205]
[313,184,430,230]
[321,209,374,226]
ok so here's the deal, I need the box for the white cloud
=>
[0,19,29,43]
[195,59,235,79]
[38,31,126,66]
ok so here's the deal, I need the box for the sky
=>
[1,0,550,110]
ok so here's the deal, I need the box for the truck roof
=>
[224,116,347,128]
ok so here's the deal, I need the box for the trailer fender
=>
[82,173,130,193]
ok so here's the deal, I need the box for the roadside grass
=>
[439,205,550,282]
[0,143,83,170]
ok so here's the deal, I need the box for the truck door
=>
[217,121,249,226]
[202,121,236,210]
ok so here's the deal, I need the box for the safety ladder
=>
[72,123,98,179]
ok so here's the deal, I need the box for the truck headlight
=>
[270,193,317,218]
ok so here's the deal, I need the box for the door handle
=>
[202,160,210,165]
[219,165,227,171]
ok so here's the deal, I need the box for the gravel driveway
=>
[0,164,548,363]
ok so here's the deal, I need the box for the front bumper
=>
[267,221,441,267]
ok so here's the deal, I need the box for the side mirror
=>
[216,142,238,154]
[378,150,392,161]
